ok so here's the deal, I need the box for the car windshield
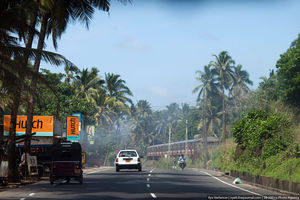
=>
[119,151,137,157]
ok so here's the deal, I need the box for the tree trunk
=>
[7,14,37,182]
[222,87,226,143]
[103,151,109,166]
[202,101,209,168]
[25,15,48,152]
[8,89,20,182]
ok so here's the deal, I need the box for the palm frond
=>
[0,45,75,67]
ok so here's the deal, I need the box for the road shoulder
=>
[190,168,299,196]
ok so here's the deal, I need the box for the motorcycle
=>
[178,160,186,170]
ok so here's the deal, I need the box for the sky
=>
[43,0,300,110]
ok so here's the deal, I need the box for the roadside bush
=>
[232,110,290,159]
[264,152,300,182]
[156,157,173,169]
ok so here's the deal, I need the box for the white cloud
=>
[198,31,219,42]
[116,38,151,52]
[147,86,172,98]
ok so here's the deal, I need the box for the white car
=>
[115,150,142,172]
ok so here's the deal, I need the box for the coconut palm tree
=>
[209,51,235,143]
[72,67,104,141]
[0,1,75,182]
[193,66,218,102]
[231,65,253,97]
[164,103,182,150]
[154,110,169,144]
[74,67,104,101]
[193,65,219,165]
[228,65,253,114]
[104,73,133,107]
[25,0,113,149]
[103,73,133,134]
[91,88,117,128]
[130,100,153,146]
[64,64,79,84]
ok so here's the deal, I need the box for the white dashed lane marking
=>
[148,169,156,198]
[29,193,35,196]
[150,193,157,198]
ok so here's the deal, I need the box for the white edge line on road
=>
[150,193,157,198]
[20,198,26,200]
[85,167,113,175]
[199,171,262,196]
[87,170,103,175]
[29,193,35,196]
[86,168,109,175]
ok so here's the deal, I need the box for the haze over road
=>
[0,167,286,200]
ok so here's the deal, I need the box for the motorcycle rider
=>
[178,154,186,170]
[173,157,177,169]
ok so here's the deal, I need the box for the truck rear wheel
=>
[79,175,83,184]
[50,175,54,185]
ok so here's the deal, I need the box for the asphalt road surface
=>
[0,167,291,200]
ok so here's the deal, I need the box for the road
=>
[0,167,290,200]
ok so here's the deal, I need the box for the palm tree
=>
[64,64,79,84]
[104,73,133,107]
[193,65,218,165]
[72,67,104,142]
[228,65,253,115]
[0,1,74,182]
[209,51,235,143]
[231,65,253,97]
[193,66,218,102]
[165,103,182,148]
[91,88,117,128]
[103,73,133,133]
[154,110,169,144]
[74,67,104,101]
[25,0,113,149]
[130,100,153,146]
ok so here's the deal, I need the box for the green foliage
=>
[210,108,300,183]
[232,110,290,159]
[264,152,300,182]
[34,69,98,125]
[257,71,280,102]
[232,110,266,147]
[210,143,300,183]
[276,34,300,107]
[156,157,173,169]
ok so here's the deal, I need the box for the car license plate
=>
[74,169,81,174]
[126,160,131,163]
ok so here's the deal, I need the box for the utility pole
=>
[168,126,171,158]
[152,135,154,161]
[185,120,188,156]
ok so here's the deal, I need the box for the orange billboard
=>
[4,115,53,136]
[67,116,79,141]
